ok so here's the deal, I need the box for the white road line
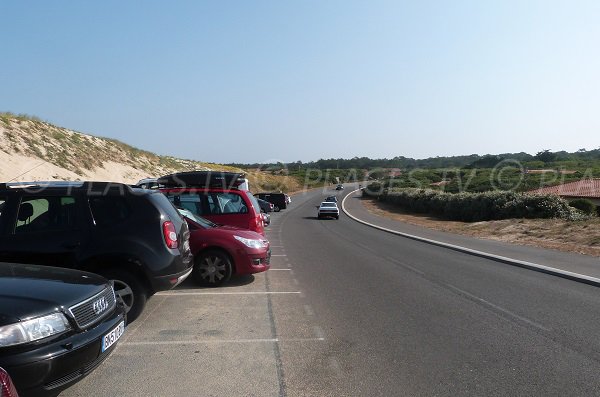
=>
[123,337,325,346]
[271,254,287,257]
[342,189,600,288]
[269,268,293,271]
[445,283,550,331]
[157,291,302,296]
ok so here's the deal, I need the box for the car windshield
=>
[177,208,217,228]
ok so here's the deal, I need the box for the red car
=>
[159,171,265,236]
[179,209,271,286]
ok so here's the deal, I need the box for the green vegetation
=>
[569,199,597,216]
[363,186,587,221]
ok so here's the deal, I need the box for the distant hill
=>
[0,113,234,183]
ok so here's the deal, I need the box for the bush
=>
[364,183,576,221]
[569,199,597,215]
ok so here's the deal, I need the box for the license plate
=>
[102,321,125,352]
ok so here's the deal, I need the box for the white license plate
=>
[102,321,125,352]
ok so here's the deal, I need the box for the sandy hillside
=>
[0,114,234,184]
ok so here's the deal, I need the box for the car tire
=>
[193,250,233,287]
[274,206,280,212]
[98,269,147,324]
[335,215,339,219]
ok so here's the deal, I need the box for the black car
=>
[0,263,126,397]
[325,195,338,203]
[0,181,193,322]
[255,193,287,211]
[255,198,274,213]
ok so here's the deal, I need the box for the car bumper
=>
[152,265,194,291]
[233,248,271,275]
[318,211,339,218]
[0,307,125,397]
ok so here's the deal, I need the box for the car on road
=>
[0,263,126,397]
[177,209,271,287]
[159,171,266,236]
[0,181,193,322]
[325,195,338,203]
[335,184,344,191]
[318,201,340,219]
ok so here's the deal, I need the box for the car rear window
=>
[322,202,337,207]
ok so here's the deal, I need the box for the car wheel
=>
[274,206,280,212]
[193,250,233,287]
[98,269,147,323]
[335,215,339,219]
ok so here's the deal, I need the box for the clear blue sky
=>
[1,1,599,164]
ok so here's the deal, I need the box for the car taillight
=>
[0,368,19,397]
[162,221,179,249]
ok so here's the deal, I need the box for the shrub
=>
[569,199,597,215]
[364,183,576,221]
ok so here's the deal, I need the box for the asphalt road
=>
[63,186,600,396]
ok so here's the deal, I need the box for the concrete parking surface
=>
[62,219,322,397]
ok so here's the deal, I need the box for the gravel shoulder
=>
[361,198,600,257]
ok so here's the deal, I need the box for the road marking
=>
[342,189,600,288]
[445,283,550,331]
[271,254,287,257]
[157,291,301,296]
[269,268,292,271]
[123,337,325,346]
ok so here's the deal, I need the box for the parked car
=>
[318,201,340,219]
[0,262,126,397]
[177,209,271,287]
[262,212,271,227]
[159,171,265,236]
[0,367,19,397]
[0,181,193,322]
[256,198,274,213]
[255,193,287,211]
[325,195,338,203]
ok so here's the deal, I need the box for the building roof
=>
[528,178,600,198]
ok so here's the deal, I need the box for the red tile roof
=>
[528,179,600,198]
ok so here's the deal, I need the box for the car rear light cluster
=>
[0,368,19,397]
[162,221,179,249]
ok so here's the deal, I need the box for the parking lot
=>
[61,209,327,397]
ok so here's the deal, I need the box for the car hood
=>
[0,263,108,326]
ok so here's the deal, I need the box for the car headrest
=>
[18,202,34,221]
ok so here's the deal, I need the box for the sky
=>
[1,0,599,164]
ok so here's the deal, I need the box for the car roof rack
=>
[157,171,247,189]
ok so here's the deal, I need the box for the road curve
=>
[273,186,600,396]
